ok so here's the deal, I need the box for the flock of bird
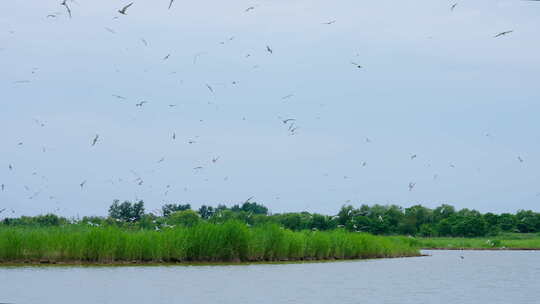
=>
[1,1,537,217]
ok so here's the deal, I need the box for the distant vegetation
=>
[2,200,539,238]
[417,233,540,250]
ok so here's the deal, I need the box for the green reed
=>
[0,222,419,263]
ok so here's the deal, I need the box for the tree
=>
[241,202,268,215]
[108,199,145,222]
[167,210,201,227]
[162,203,191,217]
[198,205,214,219]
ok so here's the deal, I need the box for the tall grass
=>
[417,234,540,250]
[0,222,419,263]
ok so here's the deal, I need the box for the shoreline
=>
[422,247,540,251]
[0,253,425,267]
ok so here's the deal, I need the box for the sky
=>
[1,0,539,217]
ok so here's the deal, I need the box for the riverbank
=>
[417,234,540,250]
[0,222,420,264]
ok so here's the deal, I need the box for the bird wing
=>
[168,0,174,9]
[123,2,134,11]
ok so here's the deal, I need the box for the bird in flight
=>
[351,62,362,69]
[245,6,255,12]
[206,84,214,93]
[118,2,134,15]
[212,157,220,163]
[135,101,148,107]
[410,154,417,160]
[282,118,296,124]
[408,182,416,191]
[157,157,165,163]
[8,164,13,171]
[163,54,171,60]
[168,0,175,9]
[266,45,273,54]
[193,166,203,170]
[518,156,524,163]
[91,134,99,146]
[172,132,176,140]
[362,161,367,167]
[140,38,148,46]
[281,94,294,100]
[494,30,513,38]
[365,137,372,143]
[322,20,336,25]
[80,180,87,189]
[60,0,72,18]
[1,184,4,191]
[104,27,116,34]
[450,3,458,11]
[112,94,126,100]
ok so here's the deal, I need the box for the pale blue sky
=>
[1,0,539,217]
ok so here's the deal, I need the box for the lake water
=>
[0,250,538,304]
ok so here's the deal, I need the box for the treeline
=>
[2,200,540,237]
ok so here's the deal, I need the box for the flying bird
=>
[118,2,134,15]
[206,84,214,93]
[450,3,458,11]
[351,62,363,68]
[91,134,99,146]
[172,132,176,140]
[518,156,524,163]
[60,0,72,18]
[112,94,126,100]
[245,6,255,12]
[168,0,175,9]
[408,182,416,191]
[494,30,513,38]
[362,161,367,167]
[212,157,220,163]
[80,180,87,189]
[322,20,336,25]
[410,154,417,160]
[1,184,4,191]
[104,27,116,34]
[163,54,170,60]
[281,94,294,100]
[140,38,148,46]
[135,101,147,107]
[266,45,273,54]
[282,118,296,124]
[8,164,13,171]
[193,166,203,170]
[157,157,165,163]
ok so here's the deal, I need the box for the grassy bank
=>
[0,222,419,264]
[417,233,540,250]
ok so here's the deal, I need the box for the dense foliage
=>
[0,223,419,263]
[2,201,540,238]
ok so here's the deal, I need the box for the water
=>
[1,250,539,304]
